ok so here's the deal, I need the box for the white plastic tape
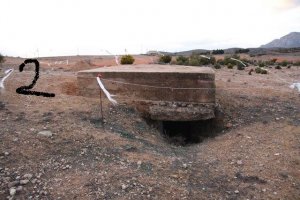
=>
[230,58,246,67]
[96,77,118,105]
[0,69,13,89]
[290,83,300,92]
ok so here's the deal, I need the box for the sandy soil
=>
[0,55,299,199]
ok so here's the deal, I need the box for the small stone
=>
[38,131,53,137]
[226,123,233,128]
[23,174,33,179]
[121,184,128,190]
[275,117,280,121]
[30,128,35,131]
[262,189,266,192]
[274,153,280,156]
[9,187,16,196]
[234,190,239,194]
[4,152,9,156]
[20,179,29,185]
[13,138,19,142]
[7,181,19,188]
[183,163,187,169]
[137,161,142,166]
[237,160,243,165]
[16,186,23,192]
[31,179,37,184]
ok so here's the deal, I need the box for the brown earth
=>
[0,54,299,199]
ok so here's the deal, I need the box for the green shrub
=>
[159,55,172,64]
[188,54,213,66]
[258,62,265,68]
[275,65,282,69]
[176,56,189,65]
[224,56,236,66]
[214,64,221,69]
[255,67,268,74]
[261,69,268,74]
[255,67,262,73]
[237,62,245,70]
[227,63,233,69]
[0,53,5,64]
[121,55,135,64]
[279,60,288,67]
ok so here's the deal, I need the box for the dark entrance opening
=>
[160,118,223,145]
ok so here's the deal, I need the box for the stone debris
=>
[37,131,53,137]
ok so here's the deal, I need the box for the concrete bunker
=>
[77,64,218,143]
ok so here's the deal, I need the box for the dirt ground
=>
[0,55,299,199]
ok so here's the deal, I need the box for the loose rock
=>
[20,180,29,185]
[9,187,16,196]
[38,131,53,137]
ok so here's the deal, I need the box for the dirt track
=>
[0,55,299,199]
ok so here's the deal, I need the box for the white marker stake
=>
[96,77,118,105]
[230,58,246,67]
[115,55,119,65]
[0,69,13,89]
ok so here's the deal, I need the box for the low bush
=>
[255,67,268,74]
[159,55,172,64]
[279,60,288,67]
[121,55,135,64]
[275,65,282,69]
[258,62,265,68]
[214,64,221,69]
[227,63,234,69]
[237,62,245,70]
[176,56,189,65]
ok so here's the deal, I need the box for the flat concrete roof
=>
[78,64,215,74]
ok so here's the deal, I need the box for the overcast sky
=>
[1,0,300,57]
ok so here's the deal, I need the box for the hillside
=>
[260,32,300,48]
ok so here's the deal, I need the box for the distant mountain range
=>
[260,32,300,48]
[146,32,300,56]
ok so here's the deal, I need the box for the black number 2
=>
[16,59,55,97]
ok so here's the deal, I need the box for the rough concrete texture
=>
[77,64,216,121]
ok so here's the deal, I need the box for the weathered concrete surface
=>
[77,64,216,121]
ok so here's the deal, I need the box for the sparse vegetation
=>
[176,56,189,65]
[255,67,268,74]
[227,63,233,69]
[279,60,289,67]
[159,55,172,64]
[275,65,282,69]
[235,49,250,54]
[237,62,245,70]
[121,55,135,64]
[258,61,266,68]
[214,63,221,69]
